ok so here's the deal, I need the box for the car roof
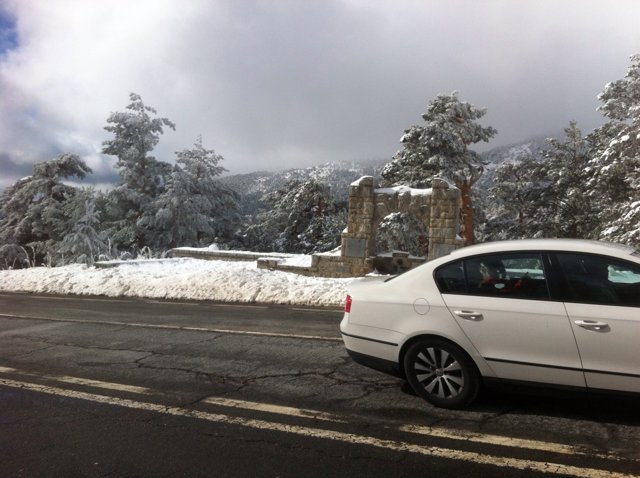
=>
[446,239,637,260]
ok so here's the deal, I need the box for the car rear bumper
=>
[344,347,403,378]
[341,314,404,377]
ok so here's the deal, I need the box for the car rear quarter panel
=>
[344,265,495,378]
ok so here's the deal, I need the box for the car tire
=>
[403,338,480,409]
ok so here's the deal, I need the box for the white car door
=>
[437,253,585,388]
[556,253,640,393]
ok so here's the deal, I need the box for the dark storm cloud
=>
[160,0,639,165]
[0,0,639,183]
[0,152,32,184]
[0,6,18,55]
[0,151,119,192]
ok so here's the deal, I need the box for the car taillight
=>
[345,294,352,313]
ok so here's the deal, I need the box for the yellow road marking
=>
[203,397,346,423]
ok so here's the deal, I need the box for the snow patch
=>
[279,255,314,267]
[375,185,432,196]
[350,176,370,187]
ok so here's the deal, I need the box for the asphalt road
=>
[1,292,639,477]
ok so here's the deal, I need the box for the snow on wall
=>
[374,185,433,196]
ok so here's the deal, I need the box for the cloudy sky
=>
[1,0,639,190]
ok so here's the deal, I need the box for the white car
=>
[340,239,640,409]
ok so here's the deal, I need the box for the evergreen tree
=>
[485,123,593,241]
[587,54,640,247]
[382,92,497,245]
[59,191,108,265]
[484,156,548,240]
[0,243,30,269]
[0,153,92,266]
[141,137,240,249]
[375,212,427,256]
[0,177,32,247]
[243,179,343,253]
[101,93,175,250]
[540,122,595,238]
[298,208,346,253]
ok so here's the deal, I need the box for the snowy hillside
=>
[219,140,557,214]
[477,134,552,192]
[481,134,551,169]
[220,159,387,215]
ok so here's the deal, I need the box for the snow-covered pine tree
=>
[141,137,240,249]
[0,153,92,267]
[281,179,332,252]
[484,155,548,240]
[381,92,497,245]
[0,244,30,269]
[59,191,108,265]
[243,178,343,253]
[375,212,427,256]
[587,54,640,247]
[0,177,32,247]
[485,123,593,241]
[539,121,595,238]
[299,208,346,253]
[101,93,175,250]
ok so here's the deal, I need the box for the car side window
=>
[557,253,640,307]
[434,260,466,294]
[463,253,550,300]
[435,253,550,300]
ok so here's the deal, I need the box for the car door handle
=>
[454,310,483,321]
[574,320,609,331]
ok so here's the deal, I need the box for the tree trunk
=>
[459,182,475,246]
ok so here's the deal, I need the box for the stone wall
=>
[171,176,463,278]
[267,175,464,277]
[171,248,295,262]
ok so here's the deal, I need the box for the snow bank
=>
[0,258,350,308]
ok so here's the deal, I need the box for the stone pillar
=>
[341,176,376,259]
[428,178,464,260]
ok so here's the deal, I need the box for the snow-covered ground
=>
[0,257,352,308]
